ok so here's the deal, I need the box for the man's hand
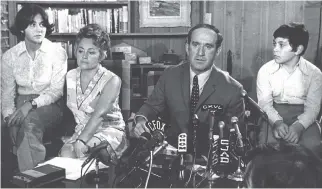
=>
[273,120,289,139]
[74,140,89,158]
[8,102,32,127]
[284,121,305,144]
[131,116,150,138]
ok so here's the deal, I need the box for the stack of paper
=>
[37,157,109,180]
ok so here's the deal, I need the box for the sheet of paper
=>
[37,157,109,180]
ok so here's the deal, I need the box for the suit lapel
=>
[195,66,218,112]
[181,63,190,111]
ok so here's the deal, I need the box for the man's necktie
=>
[191,75,199,114]
[189,75,199,157]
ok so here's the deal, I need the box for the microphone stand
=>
[185,114,199,188]
[206,111,220,188]
[244,110,254,151]
[227,127,245,182]
[195,112,220,188]
[94,157,100,189]
[84,153,111,189]
[116,141,168,188]
[227,155,244,182]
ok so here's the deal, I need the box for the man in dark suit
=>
[130,24,245,157]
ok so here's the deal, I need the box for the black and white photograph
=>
[1,0,322,188]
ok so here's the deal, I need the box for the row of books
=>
[46,7,128,34]
[54,41,74,59]
[1,3,8,14]
[17,4,128,34]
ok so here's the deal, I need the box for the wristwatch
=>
[4,116,9,123]
[29,99,37,109]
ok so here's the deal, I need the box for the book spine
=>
[113,8,119,33]
[122,6,128,33]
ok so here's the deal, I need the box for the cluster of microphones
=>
[81,114,246,188]
[80,90,267,187]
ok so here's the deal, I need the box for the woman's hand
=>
[74,140,89,158]
[8,102,32,127]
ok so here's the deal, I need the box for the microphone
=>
[192,114,199,154]
[139,132,152,142]
[143,141,168,162]
[241,90,268,121]
[217,121,230,175]
[209,111,215,142]
[126,132,152,162]
[210,121,225,176]
[178,133,188,153]
[218,121,225,138]
[142,118,168,151]
[142,130,165,151]
[82,141,109,168]
[178,133,187,181]
[231,117,245,155]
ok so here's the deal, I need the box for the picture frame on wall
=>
[139,0,191,28]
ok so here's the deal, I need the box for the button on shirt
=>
[257,57,322,129]
[1,38,68,118]
[190,67,212,96]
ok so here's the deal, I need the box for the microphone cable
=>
[185,136,197,187]
[205,139,213,176]
[144,151,154,189]
[184,152,195,187]
[80,157,96,188]
[194,148,212,188]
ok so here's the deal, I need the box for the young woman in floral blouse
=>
[1,4,67,171]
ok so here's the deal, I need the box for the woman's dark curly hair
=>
[74,24,111,60]
[9,4,54,41]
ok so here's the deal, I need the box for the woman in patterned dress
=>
[59,24,128,164]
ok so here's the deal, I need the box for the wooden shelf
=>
[130,64,172,69]
[49,32,188,38]
[15,1,129,5]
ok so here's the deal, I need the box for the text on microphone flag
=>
[178,133,187,153]
[202,104,224,114]
[219,139,230,164]
[145,118,167,133]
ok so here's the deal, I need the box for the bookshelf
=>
[6,1,191,61]
[16,1,130,34]
[1,1,10,53]
[8,1,132,58]
[50,32,188,37]
[9,1,188,59]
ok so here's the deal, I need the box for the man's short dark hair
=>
[187,24,223,50]
[9,4,54,41]
[244,143,322,188]
[273,22,309,56]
